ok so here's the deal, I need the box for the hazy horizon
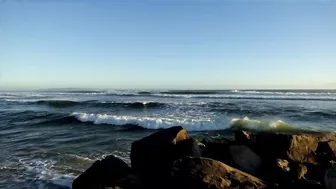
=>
[1,1,335,90]
[1,87,336,92]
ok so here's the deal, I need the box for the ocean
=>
[1,89,336,188]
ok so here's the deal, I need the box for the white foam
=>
[4,99,40,103]
[19,158,75,188]
[71,112,228,131]
[66,154,96,162]
[102,101,157,104]
[4,98,81,103]
[230,117,301,132]
[102,151,131,165]
[230,90,336,96]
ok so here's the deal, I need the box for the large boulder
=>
[229,145,262,177]
[325,164,336,189]
[131,126,199,187]
[200,138,235,166]
[315,141,336,167]
[170,157,268,189]
[72,155,131,189]
[235,130,336,165]
[175,138,204,158]
[110,174,143,189]
[266,159,305,184]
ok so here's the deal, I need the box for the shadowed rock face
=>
[229,145,262,177]
[201,138,232,164]
[316,141,336,167]
[72,155,131,189]
[170,157,268,189]
[325,163,336,189]
[130,126,190,187]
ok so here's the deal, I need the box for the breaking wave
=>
[67,113,313,132]
[70,112,228,131]
[230,117,309,132]
[7,110,320,133]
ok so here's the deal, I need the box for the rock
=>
[276,159,290,172]
[170,157,268,189]
[229,145,262,177]
[294,164,308,180]
[175,138,204,158]
[325,163,336,189]
[201,138,233,165]
[130,126,190,187]
[112,174,143,189]
[315,141,336,167]
[290,179,324,189]
[72,155,130,189]
[235,130,336,165]
[202,138,262,177]
[235,130,255,145]
[268,159,290,182]
[265,159,291,185]
[265,159,320,188]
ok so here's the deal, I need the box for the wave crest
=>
[230,117,305,132]
[70,112,227,131]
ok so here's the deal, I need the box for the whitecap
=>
[71,112,228,131]
[230,117,302,132]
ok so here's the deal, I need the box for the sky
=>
[0,0,335,90]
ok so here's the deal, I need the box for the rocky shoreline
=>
[73,126,336,189]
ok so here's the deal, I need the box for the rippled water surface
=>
[1,89,336,188]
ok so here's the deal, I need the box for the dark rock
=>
[325,163,336,189]
[304,163,325,182]
[234,130,336,187]
[265,159,291,185]
[264,159,322,189]
[294,164,308,180]
[170,157,269,189]
[276,159,290,172]
[201,138,233,165]
[229,145,262,177]
[111,174,143,189]
[202,137,263,177]
[175,138,204,158]
[130,126,190,187]
[235,130,255,145]
[72,155,130,189]
[315,141,336,167]
[290,179,324,189]
[235,130,336,165]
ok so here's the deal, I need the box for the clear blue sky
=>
[1,0,335,90]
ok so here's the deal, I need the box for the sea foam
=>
[71,112,310,132]
[71,112,228,131]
